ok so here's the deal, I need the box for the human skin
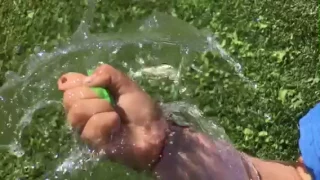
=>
[57,64,310,180]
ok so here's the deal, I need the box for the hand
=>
[57,64,168,170]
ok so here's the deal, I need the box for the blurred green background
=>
[0,0,318,179]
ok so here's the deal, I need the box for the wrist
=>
[135,118,170,171]
[146,118,170,169]
[151,120,190,179]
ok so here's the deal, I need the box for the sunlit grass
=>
[0,0,318,179]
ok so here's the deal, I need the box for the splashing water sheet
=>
[0,0,266,179]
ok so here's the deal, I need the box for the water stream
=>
[0,1,261,179]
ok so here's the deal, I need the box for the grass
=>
[0,0,318,179]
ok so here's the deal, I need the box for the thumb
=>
[83,64,141,97]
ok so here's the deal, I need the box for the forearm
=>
[152,121,307,180]
[152,122,258,180]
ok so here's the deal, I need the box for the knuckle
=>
[67,102,84,125]
[108,112,120,122]
[99,64,112,70]
[97,65,114,77]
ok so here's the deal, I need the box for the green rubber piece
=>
[87,69,115,106]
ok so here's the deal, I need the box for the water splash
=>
[0,1,260,179]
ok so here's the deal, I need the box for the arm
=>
[153,121,259,180]
[248,157,306,180]
[58,65,311,180]
[153,121,305,180]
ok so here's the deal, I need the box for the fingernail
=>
[84,76,93,84]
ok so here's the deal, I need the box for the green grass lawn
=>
[0,0,318,179]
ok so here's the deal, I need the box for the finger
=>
[58,72,87,91]
[63,86,99,112]
[83,64,141,97]
[81,111,121,149]
[67,99,114,131]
